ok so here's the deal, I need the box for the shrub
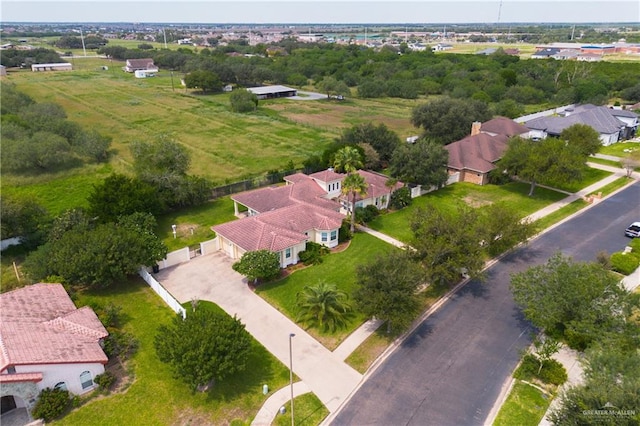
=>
[298,242,330,265]
[32,388,70,422]
[389,187,412,210]
[338,219,352,243]
[103,330,139,359]
[595,250,612,270]
[355,205,380,224]
[610,252,640,275]
[514,354,568,386]
[94,371,116,390]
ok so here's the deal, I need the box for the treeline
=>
[0,47,65,67]
[99,42,640,112]
[0,84,112,173]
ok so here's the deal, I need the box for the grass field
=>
[57,282,290,425]
[493,381,551,426]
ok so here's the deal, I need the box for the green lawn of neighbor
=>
[368,182,567,244]
[256,232,397,350]
[56,281,290,425]
[272,392,329,426]
[493,381,551,426]
[599,141,640,158]
[549,167,611,193]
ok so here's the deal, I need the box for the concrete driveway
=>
[155,252,362,413]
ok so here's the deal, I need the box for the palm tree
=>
[296,282,352,332]
[342,173,367,233]
[334,147,367,232]
[333,146,363,173]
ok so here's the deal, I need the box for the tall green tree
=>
[0,195,49,247]
[497,136,585,196]
[334,146,367,233]
[354,251,424,333]
[296,282,352,332]
[510,253,631,350]
[476,203,536,257]
[316,76,349,99]
[155,307,252,391]
[389,137,449,187]
[411,97,492,144]
[232,250,281,284]
[337,122,401,164]
[88,174,163,223]
[410,206,485,286]
[230,89,258,112]
[184,70,222,93]
[559,123,602,157]
[333,146,363,174]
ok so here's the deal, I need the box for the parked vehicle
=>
[625,222,640,238]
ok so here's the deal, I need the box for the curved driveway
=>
[330,181,640,426]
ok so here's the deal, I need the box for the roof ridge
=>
[44,315,106,340]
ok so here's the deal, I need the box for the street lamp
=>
[289,333,295,426]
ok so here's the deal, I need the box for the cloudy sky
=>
[2,1,639,24]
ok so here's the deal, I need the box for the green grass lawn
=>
[599,141,640,158]
[548,167,611,193]
[368,182,567,244]
[56,280,290,425]
[493,381,551,426]
[272,392,329,426]
[256,233,397,350]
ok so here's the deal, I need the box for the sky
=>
[1,0,639,24]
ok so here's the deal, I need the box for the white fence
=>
[409,173,459,198]
[139,267,186,318]
[156,237,219,271]
[200,238,219,255]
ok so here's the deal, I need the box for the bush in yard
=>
[355,205,380,224]
[32,387,70,422]
[610,252,640,275]
[232,249,281,284]
[514,354,568,386]
[94,371,116,390]
[298,242,329,265]
[389,187,412,210]
[338,219,352,243]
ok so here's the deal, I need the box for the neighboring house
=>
[432,43,453,52]
[0,284,108,417]
[445,117,529,185]
[531,47,562,59]
[524,104,639,145]
[215,170,402,267]
[124,58,158,73]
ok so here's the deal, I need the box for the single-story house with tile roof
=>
[124,58,158,73]
[524,104,638,145]
[1,284,108,417]
[445,117,529,185]
[213,203,344,267]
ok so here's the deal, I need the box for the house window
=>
[285,248,292,259]
[54,382,68,391]
[80,371,93,390]
[321,232,328,242]
[330,230,337,241]
[7,366,16,374]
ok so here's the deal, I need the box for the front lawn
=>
[256,233,397,349]
[273,393,329,426]
[548,167,610,193]
[368,182,567,244]
[57,280,290,425]
[493,381,551,426]
[599,141,640,158]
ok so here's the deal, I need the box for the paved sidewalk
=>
[332,319,384,361]
[356,224,407,248]
[252,381,311,425]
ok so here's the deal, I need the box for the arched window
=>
[79,371,93,390]
[54,381,67,391]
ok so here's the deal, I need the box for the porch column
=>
[233,201,239,216]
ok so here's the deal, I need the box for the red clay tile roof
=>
[340,170,403,202]
[213,204,344,252]
[0,284,109,371]
[232,175,338,213]
[480,116,530,137]
[309,169,345,183]
[445,133,509,173]
[0,372,43,383]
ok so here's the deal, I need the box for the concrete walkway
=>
[252,381,311,425]
[355,225,407,248]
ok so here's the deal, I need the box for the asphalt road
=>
[331,181,640,426]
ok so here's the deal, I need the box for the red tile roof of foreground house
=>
[308,169,345,183]
[213,204,344,252]
[0,283,109,371]
[0,372,43,383]
[445,133,509,173]
[232,175,338,213]
[480,116,530,137]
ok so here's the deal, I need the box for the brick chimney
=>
[471,121,482,136]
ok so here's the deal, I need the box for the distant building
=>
[31,62,72,72]
[246,85,297,100]
[124,58,158,73]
